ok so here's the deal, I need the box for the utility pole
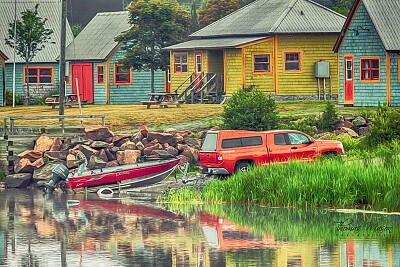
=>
[59,0,67,115]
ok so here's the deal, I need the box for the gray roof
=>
[363,0,400,51]
[163,36,270,50]
[65,11,130,61]
[191,0,346,38]
[0,50,8,60]
[0,0,73,63]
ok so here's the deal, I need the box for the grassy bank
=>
[166,158,400,209]
[0,101,364,131]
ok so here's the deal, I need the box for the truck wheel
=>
[234,161,250,173]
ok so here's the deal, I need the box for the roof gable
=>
[334,0,400,52]
[65,11,130,61]
[190,0,345,38]
[0,0,74,63]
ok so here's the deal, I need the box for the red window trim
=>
[360,58,380,81]
[97,65,105,85]
[283,51,302,72]
[253,54,271,73]
[174,53,188,73]
[23,66,54,84]
[114,64,131,85]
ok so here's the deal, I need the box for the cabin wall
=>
[207,50,223,75]
[224,48,243,96]
[277,34,339,97]
[108,48,165,104]
[243,39,274,94]
[5,62,60,100]
[390,54,400,106]
[338,3,387,106]
[94,61,107,104]
[0,58,4,106]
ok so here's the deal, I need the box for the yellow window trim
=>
[252,52,272,75]
[359,56,380,83]
[282,50,303,74]
[113,63,132,85]
[23,66,55,84]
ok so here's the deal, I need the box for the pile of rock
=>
[5,125,201,188]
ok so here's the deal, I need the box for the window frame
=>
[114,64,131,85]
[23,66,54,84]
[97,65,105,85]
[283,51,302,73]
[360,57,380,83]
[173,53,188,74]
[253,53,271,74]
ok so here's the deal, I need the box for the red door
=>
[344,56,354,104]
[72,63,94,103]
[194,51,203,90]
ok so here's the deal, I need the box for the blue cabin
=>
[0,50,8,107]
[65,11,165,104]
[334,0,400,106]
[0,0,73,104]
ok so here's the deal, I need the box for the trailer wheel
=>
[234,161,250,173]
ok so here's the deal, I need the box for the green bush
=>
[364,104,400,146]
[282,116,315,136]
[5,90,24,106]
[316,101,339,132]
[222,88,279,131]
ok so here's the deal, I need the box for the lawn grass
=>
[0,100,370,131]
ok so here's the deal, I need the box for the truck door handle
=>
[291,146,297,149]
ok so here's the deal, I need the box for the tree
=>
[5,4,54,105]
[222,88,279,131]
[198,0,240,28]
[116,0,190,93]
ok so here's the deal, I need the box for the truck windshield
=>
[201,133,218,151]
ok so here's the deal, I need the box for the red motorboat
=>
[65,157,180,193]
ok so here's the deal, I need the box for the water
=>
[0,189,399,267]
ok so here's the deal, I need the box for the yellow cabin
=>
[164,0,346,103]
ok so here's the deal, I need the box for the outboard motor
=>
[44,164,69,193]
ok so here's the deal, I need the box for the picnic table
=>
[45,94,87,109]
[141,92,185,109]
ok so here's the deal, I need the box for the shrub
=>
[364,104,400,146]
[316,101,339,132]
[282,116,315,136]
[222,88,279,131]
[5,90,24,106]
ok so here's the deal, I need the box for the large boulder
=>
[181,147,199,162]
[18,150,42,162]
[139,125,149,138]
[87,155,107,170]
[166,146,179,157]
[116,150,142,165]
[147,132,174,144]
[90,141,109,149]
[120,141,137,151]
[85,126,114,142]
[5,173,32,188]
[112,134,131,146]
[44,151,69,161]
[131,132,144,144]
[34,134,54,152]
[33,161,66,181]
[353,116,367,127]
[76,144,99,161]
[66,154,78,168]
[98,149,109,162]
[14,158,44,173]
[50,137,63,151]
[339,127,359,137]
[104,148,116,161]
[143,143,163,156]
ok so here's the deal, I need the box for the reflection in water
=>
[0,190,399,266]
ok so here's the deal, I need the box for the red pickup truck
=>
[200,129,345,175]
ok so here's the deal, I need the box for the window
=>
[284,52,301,72]
[97,65,104,84]
[288,133,311,145]
[114,64,131,84]
[254,54,270,72]
[24,67,53,84]
[361,58,379,81]
[174,54,188,73]
[346,59,353,80]
[274,134,287,145]
[222,136,263,148]
[201,133,217,151]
